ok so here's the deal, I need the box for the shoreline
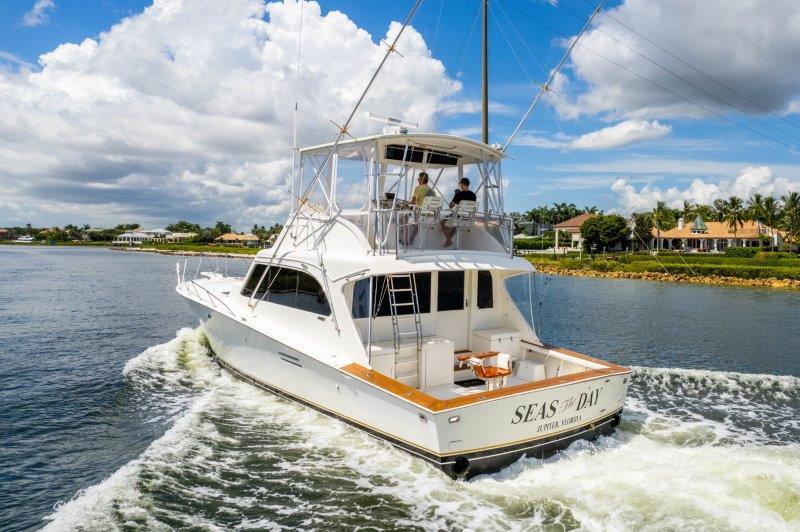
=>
[109,246,255,258]
[9,244,800,290]
[531,263,800,290]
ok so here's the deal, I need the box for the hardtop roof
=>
[298,132,504,166]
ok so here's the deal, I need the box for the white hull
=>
[188,299,630,477]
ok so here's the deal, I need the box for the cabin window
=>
[437,271,464,311]
[352,273,431,318]
[241,265,330,316]
[241,264,267,297]
[476,270,493,309]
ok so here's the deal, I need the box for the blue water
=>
[1,247,798,531]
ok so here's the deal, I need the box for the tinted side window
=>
[241,265,330,316]
[477,270,493,309]
[296,270,331,315]
[437,271,464,311]
[241,264,267,297]
[352,273,431,318]
[267,268,298,307]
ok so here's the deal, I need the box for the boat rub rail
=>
[341,343,630,413]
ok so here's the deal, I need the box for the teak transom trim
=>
[342,346,630,413]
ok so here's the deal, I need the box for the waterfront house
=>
[164,232,197,242]
[140,228,171,242]
[0,228,8,241]
[112,231,149,246]
[553,213,596,251]
[650,215,782,251]
[214,233,260,246]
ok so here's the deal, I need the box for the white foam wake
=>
[628,366,800,446]
[43,333,800,530]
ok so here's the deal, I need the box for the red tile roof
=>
[553,213,596,231]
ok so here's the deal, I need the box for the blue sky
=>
[1,0,799,228]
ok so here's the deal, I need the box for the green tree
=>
[580,215,629,254]
[712,199,727,222]
[166,220,202,233]
[781,192,800,250]
[747,193,765,223]
[694,204,713,219]
[115,223,140,232]
[762,195,782,246]
[724,196,745,245]
[651,201,670,250]
[631,212,654,250]
[211,221,232,237]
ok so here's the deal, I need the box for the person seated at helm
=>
[403,172,432,245]
[441,177,476,248]
[410,172,431,206]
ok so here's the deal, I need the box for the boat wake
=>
[44,328,800,531]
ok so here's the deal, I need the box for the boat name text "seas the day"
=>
[510,388,602,426]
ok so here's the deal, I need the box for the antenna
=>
[365,111,418,134]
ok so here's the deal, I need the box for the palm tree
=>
[652,201,667,251]
[762,196,781,247]
[724,196,745,246]
[747,193,765,223]
[781,192,800,251]
[712,198,727,222]
[694,204,713,220]
[681,200,693,221]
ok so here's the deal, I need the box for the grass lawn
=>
[143,242,261,255]
[526,252,800,280]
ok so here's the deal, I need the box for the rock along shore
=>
[532,263,800,290]
[109,246,254,259]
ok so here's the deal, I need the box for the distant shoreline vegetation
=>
[526,251,800,289]
[511,192,800,253]
[0,220,282,247]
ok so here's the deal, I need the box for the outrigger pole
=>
[248,0,425,311]
[481,0,489,146]
[481,0,489,218]
[503,0,606,151]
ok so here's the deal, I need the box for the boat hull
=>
[187,300,628,480]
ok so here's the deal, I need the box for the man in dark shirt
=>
[441,177,477,247]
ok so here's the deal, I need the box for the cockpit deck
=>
[341,343,629,412]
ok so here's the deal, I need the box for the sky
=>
[1,0,800,229]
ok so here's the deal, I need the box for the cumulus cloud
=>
[552,0,800,120]
[611,166,800,213]
[436,98,516,117]
[0,0,455,228]
[569,120,670,150]
[513,120,669,151]
[22,0,55,27]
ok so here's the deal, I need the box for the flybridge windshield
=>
[293,133,513,257]
[384,145,460,166]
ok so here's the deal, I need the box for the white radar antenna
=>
[365,111,418,135]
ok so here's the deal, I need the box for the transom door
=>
[436,271,470,350]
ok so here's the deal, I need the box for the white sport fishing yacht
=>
[176,131,630,477]
[176,1,629,478]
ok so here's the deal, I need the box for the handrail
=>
[187,279,237,317]
[392,208,514,257]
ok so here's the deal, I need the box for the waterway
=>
[1,247,798,530]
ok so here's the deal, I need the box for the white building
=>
[112,232,149,245]
[165,232,197,242]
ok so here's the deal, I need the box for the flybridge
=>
[293,132,513,257]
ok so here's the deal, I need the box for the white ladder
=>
[387,274,422,388]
